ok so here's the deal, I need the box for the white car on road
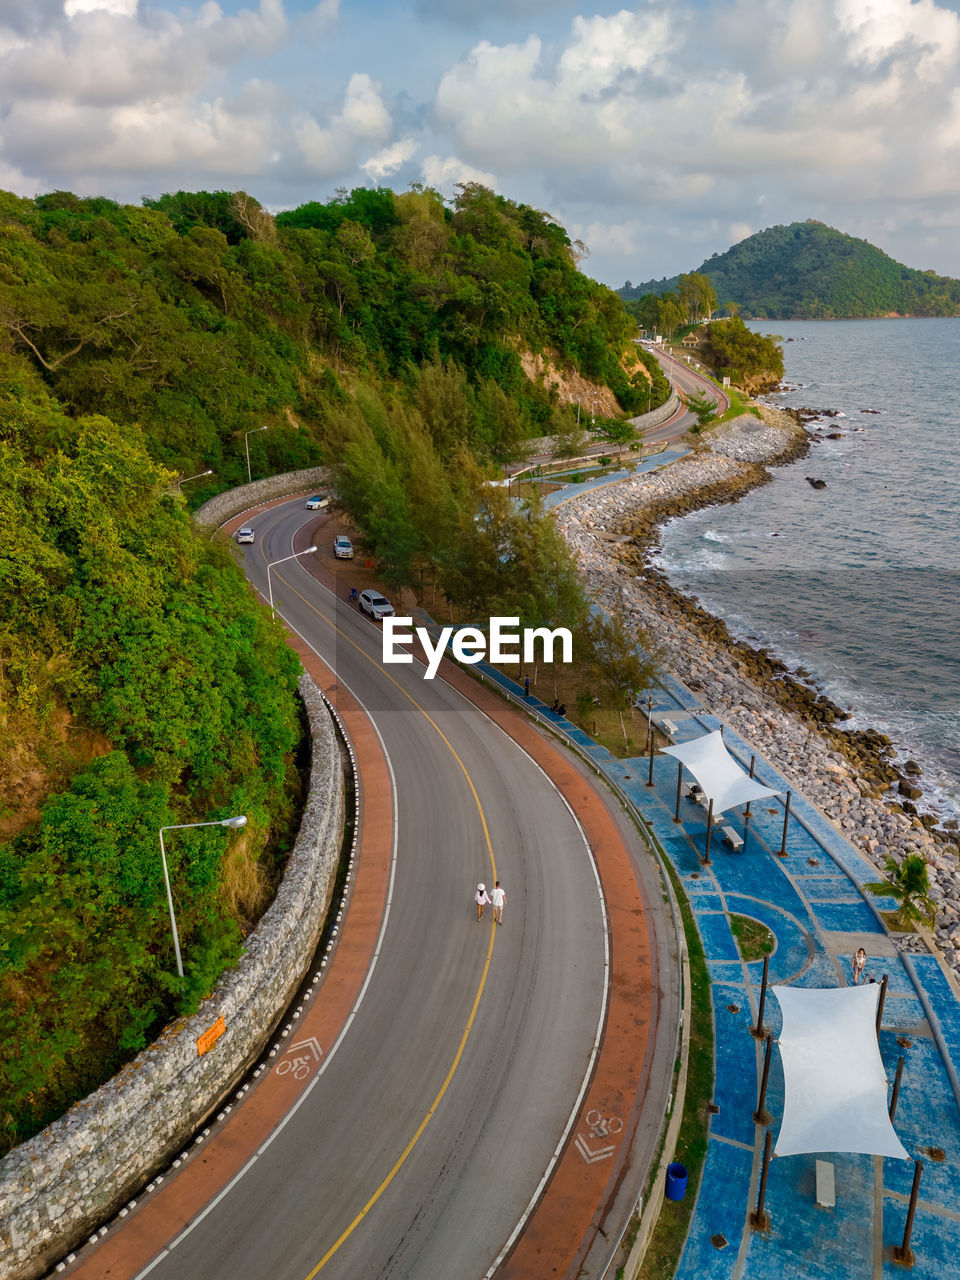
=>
[235,526,255,544]
[358,590,394,620]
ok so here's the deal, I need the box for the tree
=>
[867,855,937,929]
[656,293,685,339]
[552,419,588,460]
[587,605,655,746]
[685,389,718,430]
[678,272,717,325]
[592,418,638,462]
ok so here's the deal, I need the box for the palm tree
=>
[867,854,936,929]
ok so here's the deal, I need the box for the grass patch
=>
[716,383,761,422]
[729,914,775,962]
[878,908,921,933]
[479,658,657,759]
[637,856,714,1280]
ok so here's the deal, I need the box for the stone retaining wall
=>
[520,391,682,463]
[0,676,344,1280]
[193,466,330,529]
[626,388,681,430]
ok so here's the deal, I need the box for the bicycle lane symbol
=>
[275,1037,324,1081]
[575,1109,624,1165]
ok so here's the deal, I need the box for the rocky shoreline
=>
[556,407,960,973]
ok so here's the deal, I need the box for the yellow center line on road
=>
[250,532,498,1276]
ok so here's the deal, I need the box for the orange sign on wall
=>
[197,1015,226,1056]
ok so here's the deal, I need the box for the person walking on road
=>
[475,883,491,922]
[490,881,506,925]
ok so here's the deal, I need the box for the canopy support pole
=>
[894,1159,923,1266]
[744,755,756,816]
[778,790,792,857]
[889,1055,905,1122]
[752,956,770,1039]
[704,798,714,865]
[750,1130,773,1231]
[674,761,683,823]
[754,1032,773,1126]
[876,974,888,1035]
[743,755,756,853]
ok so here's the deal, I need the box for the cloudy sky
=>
[3,0,960,286]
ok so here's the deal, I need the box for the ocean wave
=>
[703,530,731,543]
[658,548,731,574]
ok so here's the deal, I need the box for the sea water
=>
[655,318,960,822]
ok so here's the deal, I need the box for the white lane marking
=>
[222,502,612,1275]
[264,512,614,1279]
[132,666,400,1279]
[478,742,610,1280]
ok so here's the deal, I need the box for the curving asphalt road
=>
[62,496,677,1280]
[221,504,608,1280]
[635,346,731,445]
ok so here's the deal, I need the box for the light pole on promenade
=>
[159,815,248,978]
[266,546,318,617]
[245,425,269,485]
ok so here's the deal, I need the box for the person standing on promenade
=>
[491,881,506,925]
[852,947,867,984]
[475,883,491,922]
[524,674,530,698]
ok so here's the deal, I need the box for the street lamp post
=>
[266,545,318,617]
[176,468,213,492]
[159,815,247,978]
[244,425,269,485]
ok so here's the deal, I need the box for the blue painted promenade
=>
[479,661,960,1280]
[540,448,690,509]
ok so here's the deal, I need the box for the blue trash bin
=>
[665,1161,688,1201]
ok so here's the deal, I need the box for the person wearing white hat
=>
[474,883,491,921]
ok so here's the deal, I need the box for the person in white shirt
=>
[474,883,491,921]
[490,881,506,925]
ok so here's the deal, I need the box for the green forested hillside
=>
[619,220,960,319]
[0,182,649,1151]
[0,183,647,493]
[0,373,303,1151]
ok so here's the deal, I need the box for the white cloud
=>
[435,0,960,208]
[362,137,418,180]
[5,0,291,106]
[558,10,672,93]
[296,73,393,174]
[0,0,350,188]
[421,154,497,192]
[3,0,960,286]
[567,217,658,260]
[64,0,138,15]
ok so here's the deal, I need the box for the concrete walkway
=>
[478,661,960,1280]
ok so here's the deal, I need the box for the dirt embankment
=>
[519,346,645,417]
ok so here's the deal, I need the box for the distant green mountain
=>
[619,220,960,319]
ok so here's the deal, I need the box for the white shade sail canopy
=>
[773,984,909,1159]
[660,730,779,816]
